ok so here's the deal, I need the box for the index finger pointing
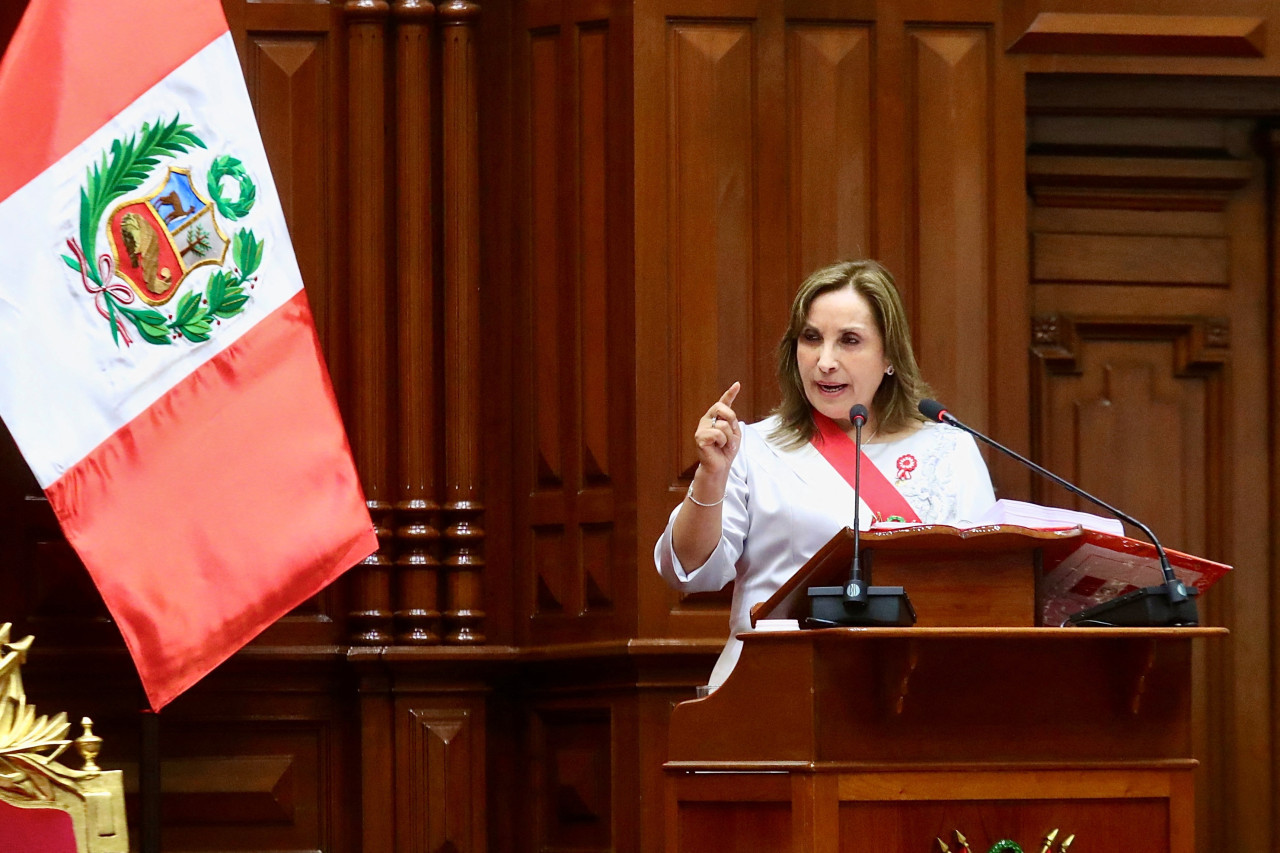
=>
[719,381,741,408]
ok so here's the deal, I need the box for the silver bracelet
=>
[686,483,724,507]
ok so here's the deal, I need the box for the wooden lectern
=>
[664,526,1225,852]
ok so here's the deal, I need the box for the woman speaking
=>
[654,259,996,690]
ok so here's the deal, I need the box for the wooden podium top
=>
[748,524,1229,628]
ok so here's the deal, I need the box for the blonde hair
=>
[769,259,931,449]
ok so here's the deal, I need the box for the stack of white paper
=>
[970,498,1124,535]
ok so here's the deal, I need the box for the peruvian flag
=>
[0,1,376,709]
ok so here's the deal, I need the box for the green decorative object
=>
[987,843,1024,853]
[207,154,257,220]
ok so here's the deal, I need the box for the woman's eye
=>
[842,335,860,346]
[802,331,820,342]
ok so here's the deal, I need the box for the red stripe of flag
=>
[0,0,228,202]
[46,291,375,709]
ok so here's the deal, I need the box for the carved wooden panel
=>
[529,26,564,493]
[239,33,336,348]
[524,18,570,622]
[786,23,873,283]
[667,21,756,484]
[533,525,568,614]
[142,661,359,853]
[10,2,1280,852]
[578,24,614,496]
[532,706,613,850]
[908,27,991,426]
[519,6,626,642]
[157,729,329,851]
[243,12,359,644]
[399,702,486,853]
[1031,316,1225,556]
[6,496,108,632]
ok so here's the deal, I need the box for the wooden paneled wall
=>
[2,0,1280,850]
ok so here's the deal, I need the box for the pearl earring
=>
[885,365,895,376]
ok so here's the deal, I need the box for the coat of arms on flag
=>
[63,117,261,346]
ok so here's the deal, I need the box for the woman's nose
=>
[816,344,837,370]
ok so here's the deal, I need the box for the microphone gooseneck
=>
[917,398,1196,626]
[845,404,869,604]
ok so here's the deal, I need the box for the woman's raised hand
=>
[693,382,742,478]
[674,382,742,564]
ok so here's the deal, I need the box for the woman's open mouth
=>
[815,382,847,396]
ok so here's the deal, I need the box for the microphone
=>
[806,404,916,628]
[917,399,1197,627]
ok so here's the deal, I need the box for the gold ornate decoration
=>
[936,829,1075,853]
[0,622,80,802]
[0,623,128,852]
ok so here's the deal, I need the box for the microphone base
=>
[807,586,917,627]
[1065,585,1200,627]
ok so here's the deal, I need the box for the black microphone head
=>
[849,403,868,425]
[918,398,948,423]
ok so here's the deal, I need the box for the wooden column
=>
[440,0,485,644]
[345,0,394,645]
[394,0,442,645]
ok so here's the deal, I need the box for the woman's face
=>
[796,286,890,430]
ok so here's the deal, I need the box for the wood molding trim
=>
[1027,155,1253,194]
[1031,314,1230,378]
[1008,13,1265,57]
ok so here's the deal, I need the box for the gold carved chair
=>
[0,623,128,853]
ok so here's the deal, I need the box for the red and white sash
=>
[811,411,922,524]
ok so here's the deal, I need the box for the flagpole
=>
[140,708,161,853]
